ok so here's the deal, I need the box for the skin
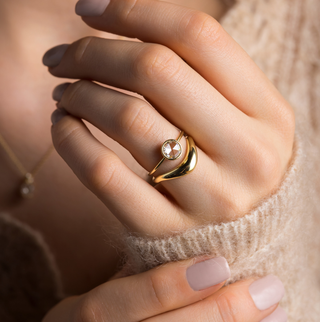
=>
[48,0,294,238]
[1,2,294,322]
[43,254,281,322]
[0,0,229,297]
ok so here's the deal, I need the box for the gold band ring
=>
[148,130,198,184]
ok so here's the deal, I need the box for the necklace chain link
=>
[0,131,55,199]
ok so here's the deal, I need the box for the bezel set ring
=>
[148,130,198,184]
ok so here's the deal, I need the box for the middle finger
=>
[46,37,248,158]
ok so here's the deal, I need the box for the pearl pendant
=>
[20,173,35,199]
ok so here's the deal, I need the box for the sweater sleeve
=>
[117,129,305,276]
[0,212,64,322]
[115,123,320,321]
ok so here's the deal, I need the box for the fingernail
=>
[186,257,231,291]
[52,83,71,102]
[249,275,285,311]
[43,44,69,67]
[260,306,287,322]
[75,0,110,16]
[51,108,69,125]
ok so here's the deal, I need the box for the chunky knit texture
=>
[1,0,320,321]
[0,212,63,322]
[116,0,320,321]
[119,132,306,274]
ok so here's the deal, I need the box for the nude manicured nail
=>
[52,83,71,102]
[75,0,110,16]
[186,257,231,291]
[51,108,69,125]
[43,44,69,67]
[249,275,285,311]
[260,306,287,322]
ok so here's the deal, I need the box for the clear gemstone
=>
[162,140,182,160]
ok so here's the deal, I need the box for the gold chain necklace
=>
[0,132,55,199]
[0,36,131,199]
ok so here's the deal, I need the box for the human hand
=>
[43,0,295,237]
[42,255,286,322]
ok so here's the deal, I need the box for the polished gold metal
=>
[151,135,198,184]
[149,130,184,176]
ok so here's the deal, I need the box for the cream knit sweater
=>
[116,0,320,321]
[1,0,320,321]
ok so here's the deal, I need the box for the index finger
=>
[79,0,291,121]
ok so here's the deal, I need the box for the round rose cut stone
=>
[162,139,182,160]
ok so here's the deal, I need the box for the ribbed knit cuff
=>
[117,130,305,278]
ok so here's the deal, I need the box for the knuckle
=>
[181,11,224,48]
[214,292,240,322]
[118,100,155,139]
[88,154,127,196]
[146,272,172,311]
[64,81,87,111]
[133,45,181,83]
[117,0,140,24]
[74,294,104,322]
[258,147,282,185]
[266,97,296,142]
[279,103,296,140]
[54,125,82,153]
[73,36,94,66]
[249,142,282,188]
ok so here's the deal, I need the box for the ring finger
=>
[54,80,215,214]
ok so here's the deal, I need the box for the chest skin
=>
[0,0,229,296]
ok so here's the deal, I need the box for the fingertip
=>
[249,274,285,311]
[51,108,70,125]
[75,0,110,17]
[42,44,69,68]
[52,83,72,102]
[186,256,231,292]
[260,306,287,322]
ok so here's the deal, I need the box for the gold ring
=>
[148,130,198,184]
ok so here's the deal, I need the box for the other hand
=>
[42,255,286,322]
